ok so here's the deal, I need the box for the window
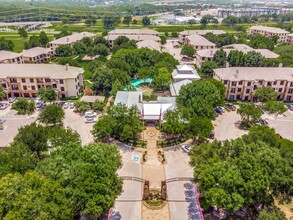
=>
[280,81,284,85]
[253,85,257,90]
[244,96,249,100]
[60,87,65,92]
[23,86,27,90]
[268,82,273,86]
[247,82,251,86]
[229,95,234,100]
[290,82,293,87]
[237,88,242,92]
[62,94,66,98]
[230,88,235,93]
[223,80,228,85]
[60,79,64,84]
[238,81,243,85]
[286,96,291,101]
[236,95,241,99]
[30,78,34,83]
[31,86,35,90]
[278,88,282,92]
[231,81,237,86]
[21,78,26,83]
[246,89,250,94]
[288,89,293,94]
[52,84,57,89]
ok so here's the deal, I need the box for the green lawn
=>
[77,61,92,80]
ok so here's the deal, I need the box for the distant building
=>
[49,32,96,51]
[287,34,293,44]
[0,51,23,64]
[218,8,293,18]
[0,64,84,98]
[248,26,289,42]
[136,40,161,51]
[21,47,54,64]
[184,34,216,50]
[213,67,293,101]
[179,30,225,43]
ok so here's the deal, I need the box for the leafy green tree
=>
[237,103,262,128]
[54,30,72,39]
[273,44,293,67]
[154,68,172,91]
[114,36,129,46]
[81,37,94,47]
[110,79,124,96]
[103,16,121,28]
[85,18,96,26]
[37,143,122,219]
[94,36,109,47]
[13,123,48,159]
[94,43,110,56]
[92,68,115,95]
[171,32,179,38]
[132,19,138,25]
[47,126,81,148]
[188,117,213,142]
[206,78,226,101]
[11,98,35,115]
[55,45,73,57]
[181,45,196,57]
[211,18,219,25]
[200,61,218,77]
[254,86,278,102]
[17,28,27,38]
[205,33,236,47]
[38,87,57,102]
[262,101,287,115]
[39,31,49,47]
[213,48,227,68]
[123,15,132,26]
[93,104,143,142]
[0,144,38,178]
[142,16,151,26]
[38,105,65,125]
[74,100,90,112]
[249,34,275,51]
[257,209,286,220]
[162,109,186,136]
[0,85,6,100]
[92,99,105,112]
[160,36,166,45]
[0,171,73,220]
[177,80,224,119]
[188,19,197,25]
[73,41,87,55]
[24,35,40,49]
[61,17,70,24]
[200,16,208,27]
[0,37,14,51]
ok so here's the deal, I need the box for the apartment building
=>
[179,30,225,43]
[218,8,293,18]
[195,44,279,68]
[136,39,161,51]
[21,47,54,64]
[287,34,293,44]
[248,26,289,42]
[0,51,24,64]
[184,34,216,51]
[213,67,293,101]
[106,29,160,47]
[49,32,96,51]
[0,64,84,98]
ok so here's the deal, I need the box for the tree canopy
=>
[38,87,57,102]
[38,104,65,125]
[181,45,196,57]
[254,86,278,102]
[11,98,35,115]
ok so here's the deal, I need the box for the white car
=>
[8,96,16,103]
[69,103,75,109]
[181,145,191,153]
[85,117,97,123]
[63,102,70,109]
[85,111,97,118]
[0,103,9,110]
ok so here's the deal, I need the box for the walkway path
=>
[142,126,170,220]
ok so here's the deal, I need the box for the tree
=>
[110,80,124,96]
[18,28,28,38]
[11,98,35,115]
[257,209,286,220]
[200,16,208,27]
[55,45,73,57]
[262,101,287,115]
[94,43,110,56]
[213,49,227,68]
[73,41,87,55]
[103,16,121,28]
[54,30,72,39]
[38,105,65,125]
[188,117,213,142]
[0,171,73,219]
[181,45,196,58]
[38,87,57,102]
[0,37,14,51]
[254,86,278,102]
[249,34,275,51]
[0,85,6,100]
[39,31,49,47]
[61,17,70,24]
[160,36,166,45]
[47,126,81,148]
[13,123,48,159]
[24,35,41,49]
[123,15,132,26]
[211,18,219,25]
[171,32,179,38]
[85,18,95,26]
[177,80,224,119]
[74,100,90,113]
[200,61,218,77]
[237,103,262,128]
[37,143,123,219]
[142,16,151,26]
[114,36,129,46]
[188,19,197,25]
[132,19,138,25]
[92,68,115,95]
[92,99,105,112]
[153,68,172,91]
[162,109,186,136]
[92,104,143,142]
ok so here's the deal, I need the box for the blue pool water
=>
[124,78,153,90]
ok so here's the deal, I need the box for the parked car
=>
[8,96,16,103]
[286,104,293,111]
[0,117,5,123]
[69,103,75,109]
[63,102,70,109]
[216,106,225,114]
[226,103,236,111]
[209,130,215,139]
[259,119,268,125]
[0,103,9,110]
[35,101,43,109]
[85,111,97,118]
[85,117,97,123]
[181,145,191,153]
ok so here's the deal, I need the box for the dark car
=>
[259,119,268,125]
[286,104,293,111]
[209,130,215,139]
[216,106,225,114]
[226,103,236,111]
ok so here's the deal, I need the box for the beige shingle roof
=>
[180,30,225,36]
[0,50,22,62]
[21,47,53,58]
[49,32,95,45]
[186,34,216,47]
[136,40,161,51]
[0,64,83,79]
[106,34,160,42]
[249,25,289,34]
[109,29,158,35]
[214,67,293,81]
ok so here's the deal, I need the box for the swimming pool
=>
[124,78,153,90]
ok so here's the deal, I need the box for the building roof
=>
[185,34,216,47]
[21,47,53,58]
[249,25,289,34]
[108,29,158,35]
[169,79,192,96]
[172,65,201,80]
[142,103,175,120]
[136,39,161,51]
[180,30,225,36]
[0,50,22,62]
[106,34,160,42]
[80,95,105,103]
[0,64,84,79]
[214,67,293,81]
[49,32,96,45]
[114,91,143,108]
